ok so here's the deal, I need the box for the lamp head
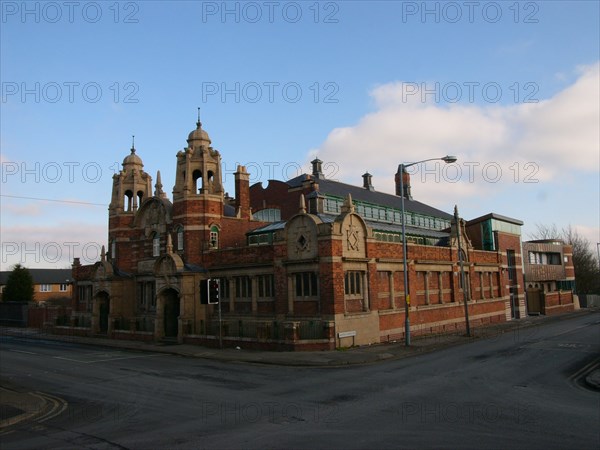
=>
[442,155,457,164]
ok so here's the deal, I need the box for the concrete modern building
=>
[69,119,529,350]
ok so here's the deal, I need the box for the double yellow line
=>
[568,357,600,390]
[0,388,67,435]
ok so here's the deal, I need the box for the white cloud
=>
[1,203,43,217]
[0,222,106,270]
[309,62,600,208]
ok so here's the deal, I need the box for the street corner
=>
[0,383,67,433]
[584,369,600,391]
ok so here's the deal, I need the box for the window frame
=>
[294,272,318,298]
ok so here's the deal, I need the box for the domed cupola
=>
[109,136,152,215]
[123,145,144,168]
[187,117,211,148]
[173,111,224,201]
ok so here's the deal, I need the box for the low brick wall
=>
[183,335,335,351]
[111,330,154,342]
[28,306,72,329]
[378,298,507,342]
[544,291,575,316]
[53,326,91,337]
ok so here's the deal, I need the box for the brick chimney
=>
[235,165,251,218]
[311,158,324,179]
[362,172,374,191]
[395,165,412,199]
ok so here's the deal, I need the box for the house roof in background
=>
[0,268,72,285]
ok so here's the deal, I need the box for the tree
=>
[2,264,34,303]
[529,224,600,295]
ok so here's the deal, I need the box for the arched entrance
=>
[162,289,180,338]
[96,291,110,333]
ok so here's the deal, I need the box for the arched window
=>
[210,226,219,249]
[207,170,214,192]
[193,169,202,193]
[152,233,160,257]
[253,208,281,223]
[176,226,184,251]
[137,190,144,207]
[124,190,133,212]
[110,239,116,260]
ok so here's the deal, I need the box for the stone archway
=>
[160,288,180,338]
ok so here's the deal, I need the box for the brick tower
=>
[108,139,152,270]
[172,117,224,264]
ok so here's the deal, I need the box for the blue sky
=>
[1,0,599,268]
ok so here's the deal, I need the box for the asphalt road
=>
[1,313,599,449]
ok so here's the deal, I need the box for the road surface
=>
[1,312,598,449]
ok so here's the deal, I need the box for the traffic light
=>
[200,279,220,304]
[208,278,220,304]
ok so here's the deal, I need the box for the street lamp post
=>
[454,205,471,337]
[400,155,457,346]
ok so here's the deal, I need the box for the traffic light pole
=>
[204,277,224,349]
[218,289,222,349]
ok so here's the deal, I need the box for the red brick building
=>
[70,119,529,350]
[0,268,72,304]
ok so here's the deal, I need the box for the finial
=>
[196,107,202,129]
[341,193,355,214]
[131,135,136,153]
[154,170,165,197]
[101,245,106,262]
[299,194,307,214]
[166,234,173,254]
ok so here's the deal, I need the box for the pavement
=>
[1,308,599,429]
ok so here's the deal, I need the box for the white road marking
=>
[8,349,37,355]
[53,353,164,364]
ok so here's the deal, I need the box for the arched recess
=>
[193,169,202,193]
[285,214,321,260]
[134,198,172,228]
[337,212,368,259]
[159,288,180,338]
[124,190,133,212]
[207,170,214,192]
[95,291,110,333]
[151,232,160,257]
